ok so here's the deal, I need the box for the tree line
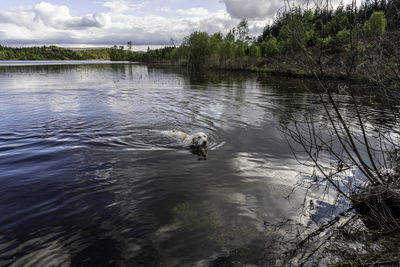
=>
[0,45,147,61]
[165,0,398,70]
[0,43,179,62]
[0,0,398,67]
[102,0,397,70]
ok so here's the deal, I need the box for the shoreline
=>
[0,57,396,86]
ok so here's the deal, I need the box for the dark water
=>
[0,62,384,266]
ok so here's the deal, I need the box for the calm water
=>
[0,62,385,266]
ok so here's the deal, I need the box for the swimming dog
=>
[164,130,208,148]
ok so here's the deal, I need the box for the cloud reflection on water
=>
[0,62,360,266]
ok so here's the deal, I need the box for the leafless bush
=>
[281,0,400,264]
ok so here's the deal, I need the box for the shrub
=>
[336,29,350,41]
[364,11,387,36]
[249,44,261,59]
[260,36,279,56]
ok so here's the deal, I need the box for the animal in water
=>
[164,130,208,148]
[158,130,209,159]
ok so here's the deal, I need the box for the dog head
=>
[192,132,208,147]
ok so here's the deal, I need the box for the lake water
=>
[0,61,382,266]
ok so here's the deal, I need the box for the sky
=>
[0,0,353,48]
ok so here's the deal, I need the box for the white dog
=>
[164,130,208,148]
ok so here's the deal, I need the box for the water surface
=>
[0,61,376,266]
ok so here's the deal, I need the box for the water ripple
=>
[0,63,395,266]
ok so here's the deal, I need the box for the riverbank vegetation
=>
[275,1,400,265]
[140,0,398,85]
[165,0,399,83]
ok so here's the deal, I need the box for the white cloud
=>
[220,0,355,20]
[15,2,111,29]
[102,0,131,13]
[177,8,210,17]
[102,0,146,14]
[220,0,282,19]
[0,2,237,46]
[156,7,172,13]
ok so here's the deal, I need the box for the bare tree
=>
[280,0,400,264]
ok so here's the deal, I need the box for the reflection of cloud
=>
[233,152,303,185]
[229,192,260,222]
[229,152,318,227]
[4,69,84,114]
[190,81,273,131]
[47,93,80,113]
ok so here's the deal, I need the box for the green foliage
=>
[254,0,398,54]
[249,44,261,59]
[359,0,399,30]
[0,44,147,61]
[236,19,250,42]
[182,31,212,69]
[0,45,83,60]
[260,36,279,56]
[336,29,351,41]
[219,38,234,65]
[152,19,254,68]
[276,8,318,52]
[144,46,175,62]
[109,45,125,60]
[364,11,387,36]
[209,33,223,64]
[209,33,223,54]
[109,45,144,61]
[225,29,235,43]
[77,48,111,60]
[328,10,350,36]
[234,41,247,61]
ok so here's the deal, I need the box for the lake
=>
[0,61,378,266]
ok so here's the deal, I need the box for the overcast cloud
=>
[0,0,353,47]
[220,0,282,19]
